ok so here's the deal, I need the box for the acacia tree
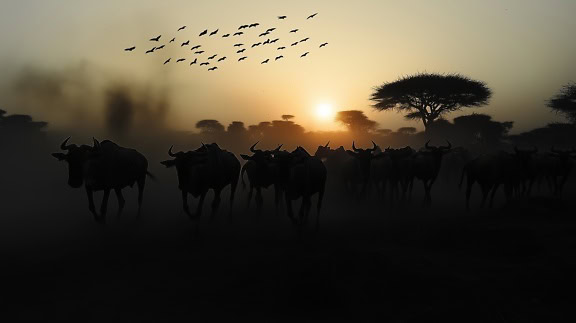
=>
[196,119,225,134]
[335,110,378,134]
[547,82,576,124]
[370,73,492,129]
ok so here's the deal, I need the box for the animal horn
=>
[443,140,452,150]
[371,141,378,151]
[425,140,432,150]
[325,141,330,148]
[274,144,283,151]
[250,141,259,153]
[352,141,359,152]
[60,136,72,150]
[92,137,100,148]
[168,145,177,157]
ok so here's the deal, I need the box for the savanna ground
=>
[1,139,576,322]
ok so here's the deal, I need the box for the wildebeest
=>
[240,142,283,212]
[51,137,152,222]
[271,147,326,229]
[160,143,240,219]
[381,146,416,203]
[411,140,452,206]
[345,141,378,198]
[531,147,575,197]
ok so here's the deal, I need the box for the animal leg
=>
[114,188,125,218]
[181,190,191,216]
[137,176,146,215]
[100,188,111,222]
[285,192,296,225]
[195,192,207,218]
[465,178,474,211]
[86,187,98,219]
[246,185,254,209]
[316,189,324,232]
[211,188,222,221]
[255,187,263,212]
[489,183,500,208]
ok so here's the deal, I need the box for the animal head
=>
[161,145,208,190]
[51,137,94,188]
[420,140,452,159]
[240,142,282,164]
[314,141,331,159]
[347,141,378,160]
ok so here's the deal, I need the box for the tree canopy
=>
[196,119,225,134]
[335,110,378,133]
[547,82,576,124]
[370,73,492,129]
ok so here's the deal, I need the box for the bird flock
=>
[124,13,327,72]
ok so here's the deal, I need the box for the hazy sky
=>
[1,0,575,133]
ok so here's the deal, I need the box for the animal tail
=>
[241,164,248,190]
[146,171,157,181]
[458,164,467,190]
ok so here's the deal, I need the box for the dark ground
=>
[2,140,576,322]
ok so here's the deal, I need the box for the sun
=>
[315,103,335,121]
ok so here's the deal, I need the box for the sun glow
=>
[315,103,335,121]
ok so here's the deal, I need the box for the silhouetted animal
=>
[261,59,269,64]
[150,35,161,41]
[291,42,298,46]
[164,58,171,64]
[238,25,249,30]
[307,13,318,19]
[271,147,326,230]
[199,29,208,36]
[319,42,328,48]
[382,146,416,202]
[170,38,175,43]
[290,29,299,33]
[222,34,230,38]
[267,28,276,33]
[271,39,279,43]
[237,49,246,54]
[52,138,152,222]
[300,38,310,43]
[191,45,201,50]
[208,54,217,60]
[543,148,576,196]
[124,46,136,51]
[178,26,186,31]
[156,45,165,50]
[259,32,269,37]
[145,48,155,54]
[209,29,218,36]
[233,32,244,36]
[411,141,452,206]
[240,143,283,211]
[208,67,218,71]
[176,58,186,62]
[217,57,226,62]
[263,39,271,45]
[200,62,209,66]
[249,23,260,28]
[345,141,378,197]
[278,16,287,20]
[234,43,244,47]
[301,52,309,57]
[194,51,205,54]
[252,43,261,48]
[278,47,286,50]
[275,55,283,61]
[181,40,190,46]
[238,56,247,61]
[161,144,240,219]
[190,58,197,65]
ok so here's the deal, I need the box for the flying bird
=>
[217,57,226,62]
[266,28,276,33]
[275,55,284,61]
[291,42,298,46]
[209,29,219,36]
[261,59,269,64]
[251,42,261,48]
[236,49,246,53]
[191,45,201,50]
[181,40,190,46]
[199,29,208,36]
[200,62,210,66]
[176,58,186,62]
[271,38,279,43]
[234,43,244,47]
[249,23,260,28]
[300,38,310,43]
[190,58,197,65]
[150,35,161,41]
[263,39,271,45]
[238,56,247,61]
[277,47,286,50]
[156,45,165,50]
[259,32,269,37]
[169,38,175,43]
[124,46,136,51]
[222,34,230,38]
[301,52,309,57]
[278,16,287,20]
[194,50,205,54]
[233,32,244,36]
[238,25,249,30]
[178,26,186,31]
[289,29,298,33]
[208,67,218,71]
[207,54,217,60]
[307,13,318,19]
[145,47,155,54]
[164,58,171,64]
[319,42,328,48]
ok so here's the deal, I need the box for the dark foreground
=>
[3,197,576,323]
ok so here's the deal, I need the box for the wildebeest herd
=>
[52,137,576,228]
